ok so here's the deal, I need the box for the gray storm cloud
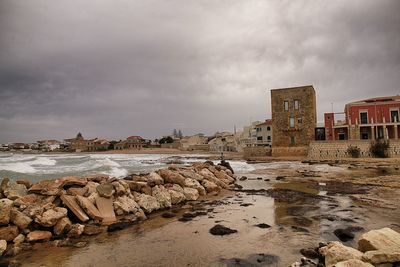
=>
[0,0,399,142]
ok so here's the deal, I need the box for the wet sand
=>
[11,160,400,267]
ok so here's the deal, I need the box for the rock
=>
[152,185,172,209]
[199,168,229,189]
[126,181,152,195]
[0,226,19,241]
[158,169,186,187]
[201,180,220,193]
[179,169,204,181]
[35,207,68,227]
[334,228,355,242]
[362,248,400,264]
[184,178,206,196]
[319,241,363,267]
[76,195,102,220]
[85,181,100,195]
[53,217,72,236]
[59,176,87,187]
[183,187,199,201]
[334,259,374,267]
[111,181,126,196]
[255,223,271,229]
[96,183,115,198]
[0,239,7,256]
[60,194,89,222]
[16,180,31,189]
[10,209,32,229]
[95,195,117,225]
[161,212,176,218]
[136,194,160,213]
[3,181,27,200]
[168,188,186,205]
[147,172,164,186]
[300,248,319,259]
[209,224,237,235]
[67,224,85,238]
[113,195,141,215]
[0,198,14,225]
[28,180,63,195]
[239,176,247,181]
[67,187,88,196]
[107,220,139,232]
[13,234,25,245]
[13,194,40,208]
[83,225,105,236]
[26,230,52,242]
[358,227,400,252]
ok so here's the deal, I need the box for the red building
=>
[325,96,400,141]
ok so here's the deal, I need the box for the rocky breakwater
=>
[0,161,236,260]
[291,227,400,267]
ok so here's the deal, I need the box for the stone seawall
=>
[272,146,308,157]
[243,147,272,158]
[308,140,400,159]
[0,161,236,258]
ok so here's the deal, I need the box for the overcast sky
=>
[1,0,399,142]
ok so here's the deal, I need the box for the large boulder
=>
[199,168,229,189]
[147,172,164,186]
[126,181,152,195]
[61,195,89,222]
[201,180,220,193]
[362,248,400,265]
[96,183,115,198]
[0,239,7,256]
[76,195,103,220]
[35,207,68,227]
[59,176,87,187]
[3,181,27,200]
[152,185,171,209]
[136,194,160,214]
[28,180,63,195]
[13,194,40,208]
[184,178,206,196]
[158,169,186,187]
[183,187,199,201]
[113,195,141,215]
[334,259,374,267]
[319,241,363,267]
[10,209,32,229]
[27,230,52,242]
[0,226,19,241]
[85,181,100,196]
[67,224,85,238]
[178,169,204,182]
[111,181,127,196]
[53,217,72,236]
[358,227,400,252]
[167,184,186,204]
[0,198,13,225]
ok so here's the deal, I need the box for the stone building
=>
[114,136,147,150]
[271,85,316,147]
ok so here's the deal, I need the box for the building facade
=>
[255,119,273,147]
[325,96,400,141]
[271,85,316,147]
[114,136,146,150]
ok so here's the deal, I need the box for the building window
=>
[290,137,295,145]
[360,111,368,124]
[294,100,300,110]
[257,136,262,141]
[361,132,369,140]
[284,101,289,111]
[267,126,271,131]
[297,118,302,123]
[391,110,399,122]
[267,136,271,141]
[289,117,295,128]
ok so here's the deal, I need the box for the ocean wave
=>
[0,162,37,174]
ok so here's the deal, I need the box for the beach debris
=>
[209,224,237,235]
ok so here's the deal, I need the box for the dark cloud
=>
[1,0,399,142]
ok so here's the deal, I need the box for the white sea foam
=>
[0,162,37,173]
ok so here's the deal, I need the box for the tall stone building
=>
[271,85,316,147]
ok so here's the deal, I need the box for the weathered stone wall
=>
[243,147,272,158]
[308,140,400,159]
[271,146,308,157]
[271,85,316,147]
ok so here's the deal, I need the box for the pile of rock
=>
[0,161,236,258]
[291,227,400,267]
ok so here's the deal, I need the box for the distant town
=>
[1,85,399,159]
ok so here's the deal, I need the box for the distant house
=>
[254,119,273,147]
[37,140,61,151]
[64,133,107,152]
[114,135,147,150]
[208,132,238,152]
[325,95,400,141]
[180,134,209,151]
